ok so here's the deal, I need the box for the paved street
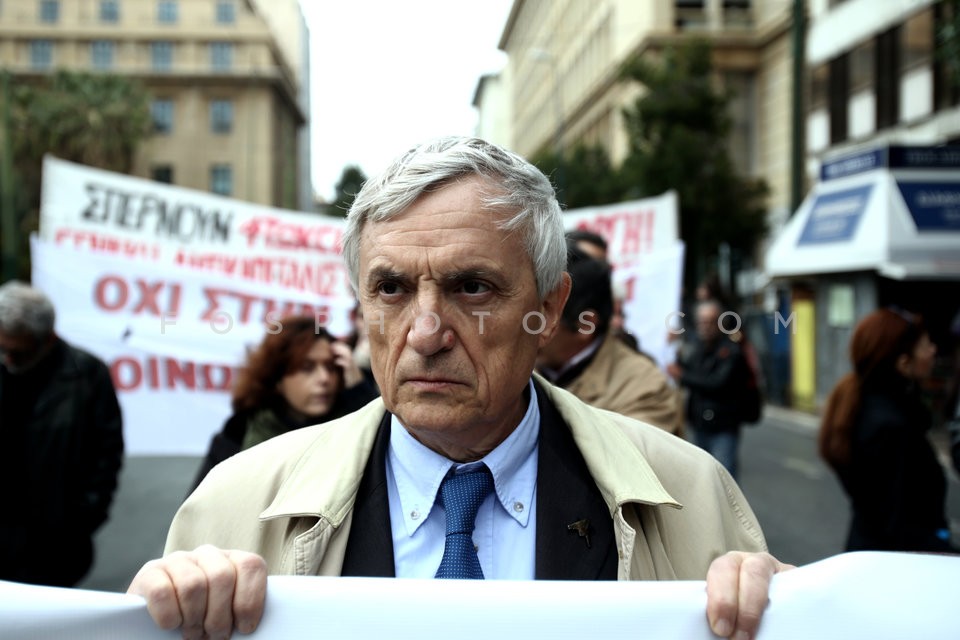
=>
[77,407,960,593]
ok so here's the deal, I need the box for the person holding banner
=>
[537,243,682,435]
[0,281,124,587]
[190,316,379,492]
[128,137,791,639]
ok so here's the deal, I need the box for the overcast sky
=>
[301,1,513,203]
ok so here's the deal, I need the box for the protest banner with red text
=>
[34,157,352,455]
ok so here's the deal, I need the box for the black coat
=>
[189,379,380,495]
[0,339,124,586]
[838,376,956,553]
[680,335,748,433]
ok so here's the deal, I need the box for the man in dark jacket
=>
[667,299,749,479]
[0,281,124,586]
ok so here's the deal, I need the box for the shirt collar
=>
[539,337,603,381]
[388,379,541,536]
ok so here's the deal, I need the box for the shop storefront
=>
[765,145,960,418]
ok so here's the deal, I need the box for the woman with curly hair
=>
[819,307,956,553]
[191,315,379,491]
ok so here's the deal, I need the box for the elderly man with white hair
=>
[0,280,124,587]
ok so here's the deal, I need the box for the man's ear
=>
[538,272,572,348]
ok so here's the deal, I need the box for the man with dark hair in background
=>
[538,244,682,435]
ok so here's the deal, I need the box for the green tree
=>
[936,0,960,86]
[2,71,151,278]
[324,165,367,217]
[619,39,768,293]
[532,142,624,210]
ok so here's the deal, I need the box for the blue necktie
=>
[434,467,494,579]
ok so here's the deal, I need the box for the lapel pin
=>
[567,518,591,548]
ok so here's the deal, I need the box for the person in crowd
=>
[537,243,682,435]
[127,137,791,639]
[345,301,376,388]
[819,307,958,553]
[0,281,124,586]
[191,315,379,490]
[667,299,750,479]
[564,228,644,354]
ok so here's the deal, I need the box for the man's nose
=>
[407,298,455,356]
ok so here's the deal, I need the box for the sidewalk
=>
[762,403,820,433]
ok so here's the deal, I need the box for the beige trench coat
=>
[564,333,684,436]
[167,376,765,580]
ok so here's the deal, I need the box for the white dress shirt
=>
[386,379,540,579]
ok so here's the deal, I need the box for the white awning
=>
[765,168,960,281]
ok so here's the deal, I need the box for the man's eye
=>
[378,282,401,296]
[461,281,490,295]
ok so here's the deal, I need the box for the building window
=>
[828,53,849,144]
[151,165,174,184]
[210,164,232,196]
[210,100,233,134]
[157,0,177,24]
[210,42,233,70]
[151,99,173,134]
[39,0,58,23]
[30,40,53,69]
[808,63,829,112]
[151,41,173,71]
[100,0,119,22]
[91,40,115,70]
[849,40,875,93]
[876,26,901,129]
[215,0,235,24]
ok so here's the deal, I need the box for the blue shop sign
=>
[896,182,960,231]
[798,184,873,245]
[820,149,886,181]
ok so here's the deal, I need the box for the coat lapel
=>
[534,381,618,580]
[339,413,396,577]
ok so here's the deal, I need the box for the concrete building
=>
[765,0,960,414]
[0,0,310,210]
[495,0,796,227]
[483,0,799,404]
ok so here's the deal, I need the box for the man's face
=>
[357,176,570,461]
[695,304,722,342]
[0,329,48,374]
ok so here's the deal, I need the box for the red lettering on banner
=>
[574,208,657,259]
[111,356,141,391]
[110,356,235,391]
[53,228,162,260]
[148,357,160,389]
[200,287,331,326]
[95,275,183,316]
[238,216,343,254]
[95,275,129,311]
[622,276,637,302]
[132,280,164,315]
[175,249,346,296]
[200,364,233,391]
[166,360,196,388]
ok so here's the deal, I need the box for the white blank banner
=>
[1,552,958,639]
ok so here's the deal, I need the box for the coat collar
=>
[258,375,680,524]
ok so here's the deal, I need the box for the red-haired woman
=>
[191,316,379,491]
[819,307,956,553]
